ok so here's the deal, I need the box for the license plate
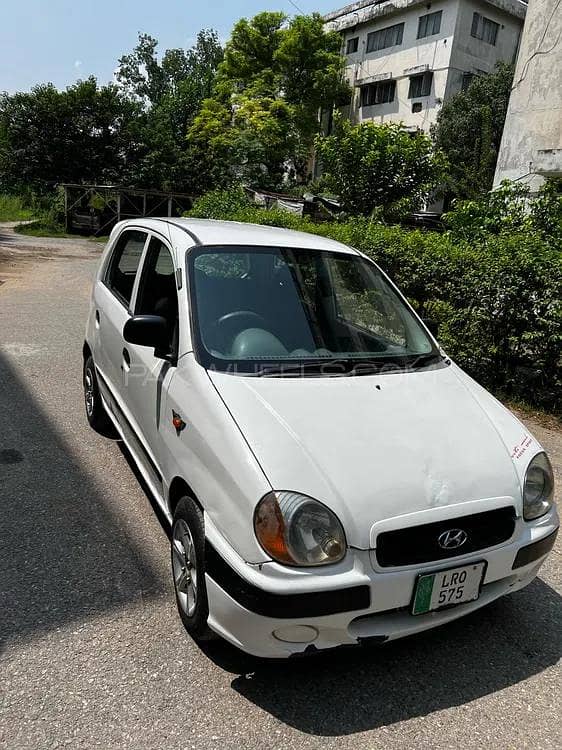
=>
[411,561,486,616]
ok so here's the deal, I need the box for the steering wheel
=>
[208,311,269,354]
[216,311,268,330]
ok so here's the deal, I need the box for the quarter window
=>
[417,10,442,39]
[408,71,433,98]
[360,80,396,107]
[471,13,499,45]
[366,23,404,53]
[346,36,359,54]
[105,230,147,306]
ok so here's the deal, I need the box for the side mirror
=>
[422,318,439,337]
[123,315,172,360]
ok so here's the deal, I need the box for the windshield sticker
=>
[510,434,533,460]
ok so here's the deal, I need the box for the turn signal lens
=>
[254,491,347,567]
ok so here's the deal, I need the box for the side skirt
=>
[96,369,172,525]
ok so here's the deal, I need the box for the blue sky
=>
[0,0,341,93]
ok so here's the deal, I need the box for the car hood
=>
[209,364,526,549]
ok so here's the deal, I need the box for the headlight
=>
[523,452,555,520]
[254,491,347,566]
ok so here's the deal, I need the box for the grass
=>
[0,194,36,222]
[14,220,108,242]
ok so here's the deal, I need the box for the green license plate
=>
[412,561,486,616]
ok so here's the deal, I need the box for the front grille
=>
[376,506,517,568]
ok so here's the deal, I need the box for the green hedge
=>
[189,188,562,413]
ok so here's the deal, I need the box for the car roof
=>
[120,217,359,256]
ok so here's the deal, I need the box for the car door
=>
[123,234,179,483]
[92,227,148,416]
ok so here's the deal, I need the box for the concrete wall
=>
[494,0,562,190]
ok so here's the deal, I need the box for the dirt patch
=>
[0,222,103,286]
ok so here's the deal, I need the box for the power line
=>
[512,0,562,90]
[286,0,305,14]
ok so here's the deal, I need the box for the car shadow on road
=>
[213,574,562,735]
[0,350,165,653]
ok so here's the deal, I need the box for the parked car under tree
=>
[83,218,558,658]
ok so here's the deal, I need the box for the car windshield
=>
[188,245,441,375]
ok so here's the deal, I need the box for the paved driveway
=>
[0,223,560,750]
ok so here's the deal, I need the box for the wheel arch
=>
[83,340,92,361]
[168,476,203,517]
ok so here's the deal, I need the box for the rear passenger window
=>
[105,230,147,306]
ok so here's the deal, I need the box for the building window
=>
[408,71,433,98]
[417,10,442,39]
[360,79,397,107]
[471,13,499,45]
[366,23,404,53]
[461,72,475,91]
[346,36,359,54]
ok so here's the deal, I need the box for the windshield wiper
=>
[256,359,355,377]
[406,353,443,370]
[255,358,388,377]
[255,353,443,377]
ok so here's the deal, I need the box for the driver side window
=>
[135,237,178,354]
[105,229,147,307]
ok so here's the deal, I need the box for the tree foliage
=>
[0,31,224,195]
[315,115,444,217]
[189,12,350,189]
[0,78,140,193]
[431,63,514,199]
[117,30,224,192]
[116,30,223,108]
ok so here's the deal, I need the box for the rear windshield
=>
[188,245,441,375]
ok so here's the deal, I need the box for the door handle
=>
[95,309,101,327]
[122,348,131,369]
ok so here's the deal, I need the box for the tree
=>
[116,30,223,108]
[190,88,296,190]
[315,115,443,217]
[431,63,514,199]
[0,78,140,193]
[189,12,350,189]
[116,30,224,192]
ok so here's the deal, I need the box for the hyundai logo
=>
[438,528,468,550]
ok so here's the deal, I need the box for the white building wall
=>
[341,0,457,129]
[447,0,524,97]
[326,0,526,132]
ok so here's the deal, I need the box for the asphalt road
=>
[0,223,560,750]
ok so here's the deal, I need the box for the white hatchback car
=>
[84,218,559,658]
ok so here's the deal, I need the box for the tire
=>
[83,355,113,435]
[171,497,215,641]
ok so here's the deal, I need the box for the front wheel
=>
[171,497,215,641]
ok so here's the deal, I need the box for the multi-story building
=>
[324,0,528,132]
[494,0,562,192]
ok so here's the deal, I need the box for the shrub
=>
[188,189,562,412]
[444,179,562,245]
[314,114,444,218]
[0,193,36,221]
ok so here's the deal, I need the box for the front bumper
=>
[204,511,559,659]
